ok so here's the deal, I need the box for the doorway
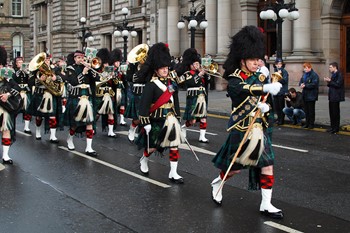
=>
[341,16,350,90]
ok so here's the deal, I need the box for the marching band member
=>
[136,42,185,183]
[63,50,98,156]
[176,48,210,143]
[210,26,284,219]
[124,44,149,142]
[110,48,127,127]
[0,67,23,164]
[12,56,33,134]
[95,48,118,137]
[27,53,63,143]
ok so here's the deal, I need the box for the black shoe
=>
[36,137,41,140]
[169,177,184,184]
[2,159,13,164]
[85,151,98,157]
[24,130,32,135]
[120,123,127,126]
[108,134,118,138]
[330,130,339,134]
[260,210,284,219]
[326,128,334,132]
[50,139,59,144]
[308,125,314,129]
[302,125,309,128]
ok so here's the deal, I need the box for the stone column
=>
[167,1,180,55]
[47,2,52,54]
[292,1,313,56]
[158,0,167,44]
[217,0,231,56]
[282,19,292,56]
[205,0,217,56]
[240,0,259,26]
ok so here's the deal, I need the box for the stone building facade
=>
[0,0,31,65]
[1,0,349,92]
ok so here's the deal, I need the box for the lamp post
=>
[79,17,94,51]
[113,7,137,62]
[259,0,299,59]
[177,0,208,49]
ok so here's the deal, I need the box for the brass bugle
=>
[81,57,102,75]
[201,62,222,78]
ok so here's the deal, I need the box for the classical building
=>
[1,0,349,92]
[0,0,31,64]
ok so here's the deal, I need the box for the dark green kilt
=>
[212,126,275,190]
[19,91,32,114]
[124,94,141,120]
[27,92,58,118]
[183,95,208,121]
[135,119,165,151]
[63,96,94,129]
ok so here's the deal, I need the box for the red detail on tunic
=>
[240,71,249,80]
[190,70,195,75]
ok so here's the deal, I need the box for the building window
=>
[12,34,23,59]
[11,0,23,17]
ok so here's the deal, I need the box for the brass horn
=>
[127,44,149,64]
[202,62,222,78]
[28,52,54,76]
[28,52,64,96]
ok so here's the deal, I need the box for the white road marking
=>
[264,221,304,233]
[16,130,32,136]
[272,144,308,153]
[185,128,218,136]
[58,146,171,188]
[116,131,308,156]
[0,163,5,171]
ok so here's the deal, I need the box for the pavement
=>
[178,90,350,132]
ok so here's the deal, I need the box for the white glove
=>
[144,124,151,135]
[257,102,269,113]
[263,82,282,95]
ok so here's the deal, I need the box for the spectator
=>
[258,58,270,82]
[283,88,305,125]
[324,62,345,134]
[273,58,289,125]
[299,62,319,129]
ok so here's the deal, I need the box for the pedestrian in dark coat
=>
[299,62,319,129]
[324,62,345,134]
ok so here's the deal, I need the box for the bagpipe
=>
[0,68,24,113]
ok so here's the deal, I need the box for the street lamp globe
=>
[121,7,129,15]
[113,30,121,37]
[289,10,300,20]
[80,17,86,23]
[265,9,275,19]
[87,36,94,42]
[122,30,129,37]
[259,11,267,20]
[130,31,137,37]
[278,8,289,18]
[199,20,208,29]
[189,19,198,28]
[177,20,185,29]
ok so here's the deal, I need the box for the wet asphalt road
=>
[0,116,349,233]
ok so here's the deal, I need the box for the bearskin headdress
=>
[66,52,75,66]
[109,48,123,65]
[175,48,201,76]
[182,48,201,67]
[0,46,7,66]
[135,42,171,82]
[223,25,265,79]
[96,48,110,65]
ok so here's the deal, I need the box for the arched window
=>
[12,34,23,59]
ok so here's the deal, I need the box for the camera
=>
[284,93,291,98]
